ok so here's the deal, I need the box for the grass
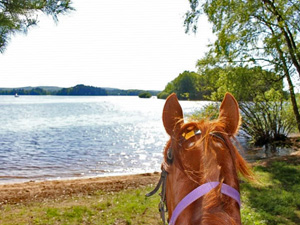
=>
[0,187,162,225]
[241,160,300,225]
[1,158,299,225]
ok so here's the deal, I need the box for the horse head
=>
[159,93,252,225]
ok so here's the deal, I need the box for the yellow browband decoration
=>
[182,130,201,140]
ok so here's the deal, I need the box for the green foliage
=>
[0,0,74,52]
[156,91,170,99]
[185,0,300,79]
[204,66,284,101]
[56,84,107,96]
[0,85,160,96]
[138,91,152,98]
[189,103,220,121]
[157,70,210,100]
[105,88,159,96]
[285,93,300,133]
[159,66,283,102]
[184,0,300,131]
[0,87,51,95]
[189,89,295,145]
[240,89,294,145]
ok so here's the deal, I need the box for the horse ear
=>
[163,93,184,136]
[218,93,241,135]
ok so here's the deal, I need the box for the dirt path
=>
[0,173,160,205]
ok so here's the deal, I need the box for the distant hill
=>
[105,88,160,96]
[0,85,161,96]
[56,84,107,96]
[32,86,63,92]
[0,86,63,91]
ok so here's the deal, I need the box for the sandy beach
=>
[0,173,160,205]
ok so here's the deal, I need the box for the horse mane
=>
[183,119,254,223]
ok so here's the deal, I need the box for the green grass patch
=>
[1,159,299,224]
[0,186,162,225]
[241,161,300,225]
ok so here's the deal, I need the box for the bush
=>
[188,103,219,121]
[239,89,294,146]
[157,91,170,99]
[189,90,295,146]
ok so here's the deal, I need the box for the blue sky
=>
[0,0,214,90]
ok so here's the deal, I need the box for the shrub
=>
[188,103,219,121]
[157,91,170,99]
[189,90,295,146]
[239,89,294,145]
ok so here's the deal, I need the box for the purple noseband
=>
[169,181,241,225]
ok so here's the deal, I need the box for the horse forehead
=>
[167,165,197,196]
[178,120,220,136]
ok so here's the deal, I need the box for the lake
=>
[0,95,295,184]
[0,96,209,184]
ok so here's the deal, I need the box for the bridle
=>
[146,129,241,225]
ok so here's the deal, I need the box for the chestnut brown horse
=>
[147,93,253,225]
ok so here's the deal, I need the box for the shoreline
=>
[0,172,160,205]
[1,136,299,206]
[0,170,161,185]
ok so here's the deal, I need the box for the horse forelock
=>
[171,119,253,183]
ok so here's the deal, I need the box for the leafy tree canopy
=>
[200,65,285,101]
[158,67,283,101]
[185,0,300,131]
[158,71,205,100]
[0,0,74,52]
[185,0,300,76]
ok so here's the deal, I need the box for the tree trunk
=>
[262,0,300,79]
[285,72,300,132]
[265,22,300,132]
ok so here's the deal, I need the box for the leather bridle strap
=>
[169,181,241,225]
[146,169,168,225]
[145,170,167,197]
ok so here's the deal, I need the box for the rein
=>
[146,130,241,225]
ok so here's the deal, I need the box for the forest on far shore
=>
[0,84,160,97]
[157,67,288,101]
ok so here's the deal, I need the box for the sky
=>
[0,0,214,91]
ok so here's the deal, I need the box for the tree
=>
[158,71,204,100]
[0,0,74,53]
[198,65,284,101]
[185,0,300,132]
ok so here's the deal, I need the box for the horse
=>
[147,93,253,225]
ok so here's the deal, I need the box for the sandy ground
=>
[0,173,160,205]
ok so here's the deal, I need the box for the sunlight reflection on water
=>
[0,96,208,183]
[1,96,294,184]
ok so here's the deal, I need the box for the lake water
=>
[0,96,295,184]
[0,96,209,184]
